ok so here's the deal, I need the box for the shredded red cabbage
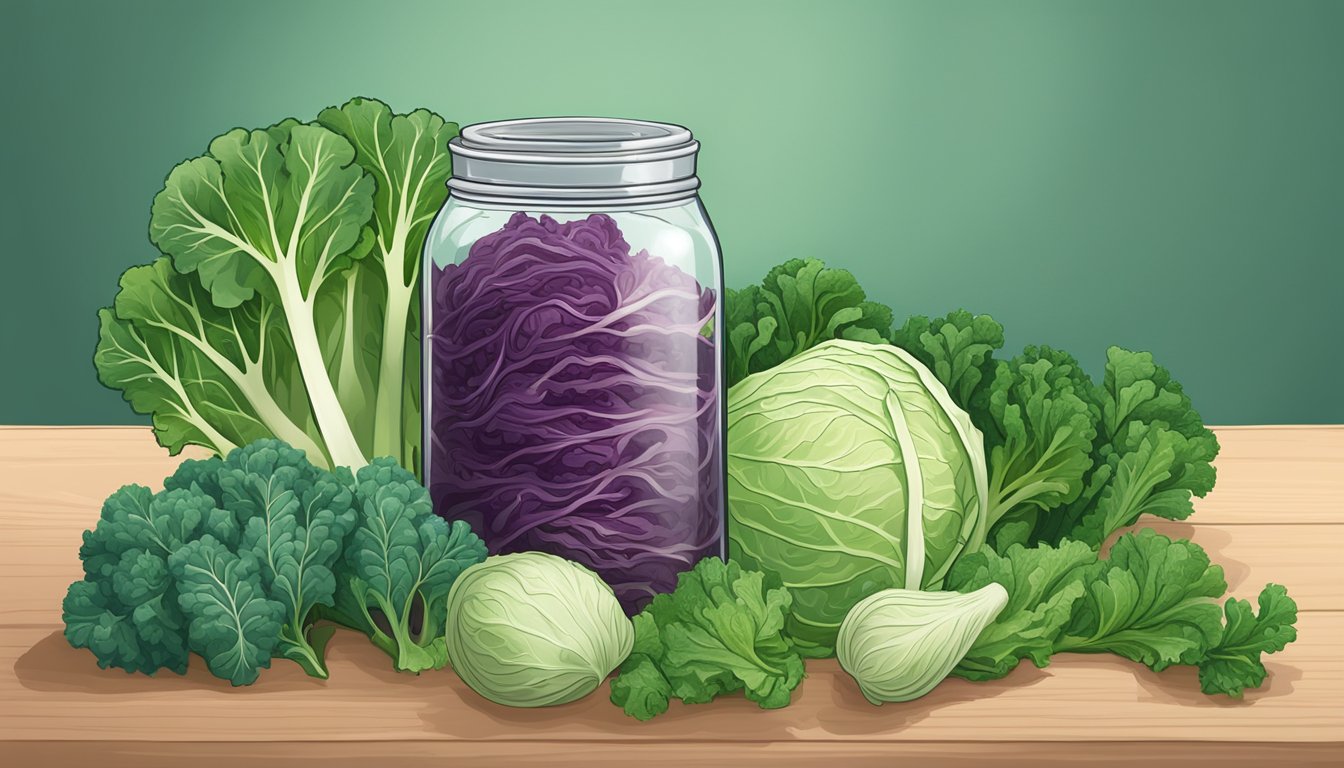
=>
[427,212,721,611]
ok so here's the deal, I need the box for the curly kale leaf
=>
[63,554,188,676]
[885,304,1218,551]
[888,314,1216,551]
[62,485,217,676]
[170,536,286,686]
[162,455,226,505]
[1062,422,1216,547]
[64,439,365,684]
[88,484,212,559]
[610,557,804,720]
[218,440,358,678]
[331,457,486,673]
[725,258,892,387]
[1096,346,1210,442]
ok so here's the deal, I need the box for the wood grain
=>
[1,426,1340,765]
[3,613,1340,743]
[6,740,1343,768]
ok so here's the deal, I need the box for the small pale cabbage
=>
[837,583,1008,704]
[445,552,634,708]
[727,339,989,655]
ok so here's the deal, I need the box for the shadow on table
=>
[1103,523,1253,595]
[14,629,303,693]
[1132,660,1302,705]
[415,662,1049,739]
[12,626,424,694]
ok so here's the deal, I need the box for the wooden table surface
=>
[1,426,1340,766]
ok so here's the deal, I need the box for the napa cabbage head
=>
[726,339,988,657]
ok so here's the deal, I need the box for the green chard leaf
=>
[725,258,892,387]
[169,536,286,687]
[610,558,805,719]
[95,303,239,461]
[946,539,1095,680]
[1198,584,1298,697]
[1058,529,1227,671]
[220,440,358,678]
[147,119,376,469]
[331,457,486,673]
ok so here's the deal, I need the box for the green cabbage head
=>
[445,552,633,707]
[727,339,989,656]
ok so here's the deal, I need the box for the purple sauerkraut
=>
[427,212,722,611]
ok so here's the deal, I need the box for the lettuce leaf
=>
[1057,529,1227,671]
[1198,584,1297,697]
[946,539,1094,680]
[725,258,892,386]
[610,557,804,719]
[949,531,1297,695]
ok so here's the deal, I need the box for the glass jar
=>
[422,118,724,612]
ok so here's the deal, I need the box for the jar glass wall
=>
[422,195,724,612]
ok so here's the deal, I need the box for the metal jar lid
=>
[447,117,701,206]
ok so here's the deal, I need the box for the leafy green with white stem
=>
[96,98,457,473]
[317,99,457,467]
[149,121,374,469]
[95,260,326,462]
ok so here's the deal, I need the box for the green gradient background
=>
[3,0,1341,425]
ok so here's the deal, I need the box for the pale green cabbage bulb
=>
[837,583,1008,704]
[727,339,990,656]
[445,552,634,707]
